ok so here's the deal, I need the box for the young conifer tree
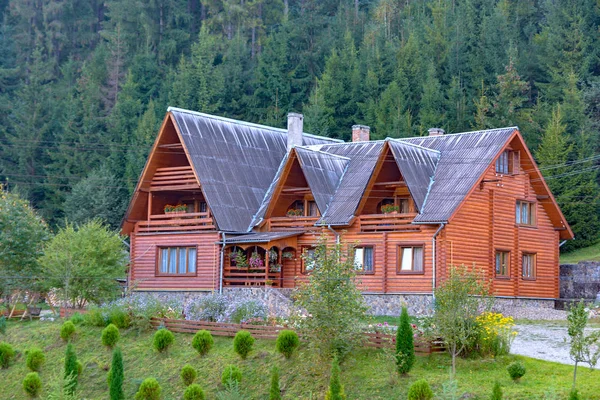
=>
[109,346,124,400]
[269,366,281,400]
[396,305,415,374]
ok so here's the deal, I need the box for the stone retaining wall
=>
[560,262,600,301]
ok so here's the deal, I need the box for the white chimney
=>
[428,128,445,137]
[287,113,303,151]
[352,125,370,142]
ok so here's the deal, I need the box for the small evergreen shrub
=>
[233,330,255,359]
[407,379,434,400]
[396,306,415,375]
[109,308,131,329]
[184,384,205,400]
[568,389,580,400]
[23,372,42,398]
[60,321,76,342]
[181,364,197,386]
[153,328,175,352]
[192,330,214,356]
[276,330,299,359]
[491,381,503,400]
[507,361,526,382]
[26,348,45,371]
[269,367,281,400]
[64,343,79,393]
[69,313,84,325]
[0,341,15,368]
[135,378,162,400]
[221,365,242,385]
[109,347,125,400]
[0,316,6,335]
[102,324,120,348]
[325,357,346,400]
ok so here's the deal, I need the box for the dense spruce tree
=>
[109,347,124,400]
[395,306,415,375]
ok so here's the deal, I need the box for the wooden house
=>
[122,108,573,301]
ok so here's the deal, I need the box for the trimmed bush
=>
[396,306,415,374]
[507,361,526,382]
[60,321,76,342]
[181,364,197,386]
[491,381,503,400]
[135,378,162,400]
[221,364,242,385]
[64,343,79,393]
[153,328,175,353]
[269,367,281,400]
[233,330,255,359]
[184,383,205,400]
[23,372,42,398]
[325,357,346,400]
[26,347,45,371]
[276,330,299,359]
[0,341,15,369]
[192,330,213,356]
[102,324,120,348]
[69,313,84,325]
[0,316,6,335]
[407,379,434,400]
[109,347,124,400]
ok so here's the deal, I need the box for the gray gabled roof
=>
[169,108,340,232]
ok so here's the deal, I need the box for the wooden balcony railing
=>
[268,216,319,231]
[150,166,200,191]
[135,212,214,233]
[359,213,419,232]
[223,267,283,287]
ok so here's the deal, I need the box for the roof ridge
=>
[295,146,352,161]
[387,138,441,154]
[401,126,518,141]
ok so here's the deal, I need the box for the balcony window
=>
[354,246,374,273]
[307,201,319,216]
[158,246,197,276]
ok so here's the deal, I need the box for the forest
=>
[0,0,598,251]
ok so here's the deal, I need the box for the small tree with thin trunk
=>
[396,306,415,375]
[433,265,492,375]
[566,300,600,390]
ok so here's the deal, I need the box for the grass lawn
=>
[560,241,600,264]
[1,320,598,399]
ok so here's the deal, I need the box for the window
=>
[495,251,510,277]
[398,198,410,214]
[301,247,316,274]
[522,253,536,279]
[397,246,424,273]
[307,201,319,217]
[158,247,197,275]
[496,150,520,175]
[516,201,535,225]
[354,246,374,273]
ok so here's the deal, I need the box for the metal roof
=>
[223,231,303,244]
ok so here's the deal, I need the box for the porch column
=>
[265,247,270,285]
[278,248,283,287]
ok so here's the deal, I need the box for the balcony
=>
[359,213,419,232]
[135,212,214,233]
[268,216,319,231]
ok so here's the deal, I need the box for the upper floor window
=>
[516,201,535,226]
[496,150,519,175]
[379,197,410,214]
[354,246,374,273]
[307,201,319,216]
[301,247,316,274]
[397,245,424,273]
[522,253,536,280]
[158,246,197,276]
[495,251,509,278]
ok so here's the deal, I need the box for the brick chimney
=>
[352,125,370,142]
[287,113,303,151]
[428,128,445,137]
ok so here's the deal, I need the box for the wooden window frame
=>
[515,200,537,227]
[354,245,375,275]
[156,246,198,277]
[396,243,425,275]
[495,150,519,176]
[300,246,317,275]
[521,252,537,281]
[495,250,510,279]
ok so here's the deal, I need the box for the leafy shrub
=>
[64,343,79,393]
[407,379,434,400]
[102,324,120,348]
[276,330,299,359]
[192,330,214,356]
[221,365,242,385]
[0,316,6,335]
[84,306,107,327]
[108,307,131,329]
[186,293,228,322]
[396,306,415,374]
[569,389,580,400]
[233,330,255,359]
[269,367,281,400]
[23,372,42,398]
[153,328,175,352]
[507,361,526,382]
[184,383,205,400]
[229,300,267,323]
[491,381,503,400]
[135,378,162,400]
[325,357,346,400]
[69,313,84,325]
[181,364,197,386]
[0,341,15,368]
[26,348,45,371]
[60,321,76,342]
[109,347,124,400]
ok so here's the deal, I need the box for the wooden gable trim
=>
[262,150,299,220]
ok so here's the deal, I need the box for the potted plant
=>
[381,204,399,214]
[249,252,264,269]
[270,264,282,273]
[231,251,248,269]
[286,209,303,217]
[164,204,188,215]
[265,279,274,286]
[282,251,294,260]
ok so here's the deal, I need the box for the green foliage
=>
[0,316,6,335]
[26,348,45,372]
[108,308,131,329]
[221,365,242,385]
[60,321,76,342]
[135,378,162,400]
[566,300,600,388]
[84,307,107,327]
[0,341,15,368]
[109,347,124,400]
[153,328,175,353]
[192,330,214,356]
[276,329,299,359]
[507,361,526,382]
[63,343,79,393]
[216,378,245,400]
[269,367,281,400]
[293,238,369,358]
[180,364,197,386]
[40,220,128,308]
[184,384,205,400]
[491,382,503,400]
[569,389,580,400]
[229,300,267,323]
[102,324,120,348]
[22,372,42,398]
[325,357,346,400]
[69,313,84,325]
[396,306,415,374]
[233,330,255,359]
[407,379,434,400]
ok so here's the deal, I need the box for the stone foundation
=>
[363,294,434,316]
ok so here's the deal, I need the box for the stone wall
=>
[559,262,600,306]
[363,294,434,316]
